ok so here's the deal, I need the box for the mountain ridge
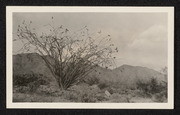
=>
[13,53,166,87]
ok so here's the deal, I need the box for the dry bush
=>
[13,86,30,93]
[137,78,158,95]
[98,80,110,90]
[15,18,118,90]
[85,75,100,86]
[152,90,167,102]
[109,93,130,103]
[136,77,167,102]
[13,73,50,93]
[36,84,59,95]
[62,83,107,102]
[13,73,49,86]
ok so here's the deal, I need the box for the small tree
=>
[149,77,159,94]
[15,18,118,90]
[161,66,168,82]
[160,66,168,98]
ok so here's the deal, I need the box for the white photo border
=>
[6,6,174,109]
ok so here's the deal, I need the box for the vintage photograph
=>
[6,7,174,109]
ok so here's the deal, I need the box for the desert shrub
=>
[95,93,108,101]
[136,77,167,101]
[63,89,98,102]
[149,77,160,94]
[85,76,100,86]
[64,83,107,102]
[13,73,49,86]
[36,85,59,95]
[16,19,118,90]
[136,80,148,92]
[109,93,130,103]
[80,93,97,102]
[13,73,50,92]
[79,89,107,102]
[14,74,36,86]
[153,81,167,102]
[152,90,167,102]
[98,81,109,89]
[14,86,30,93]
[137,78,164,94]
[63,91,79,101]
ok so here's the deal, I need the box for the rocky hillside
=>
[88,65,166,87]
[13,53,166,87]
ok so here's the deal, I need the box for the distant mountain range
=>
[13,53,166,87]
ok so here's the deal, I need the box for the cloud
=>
[13,13,168,70]
[117,25,167,70]
[129,25,167,55]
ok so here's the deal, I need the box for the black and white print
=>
[7,7,174,109]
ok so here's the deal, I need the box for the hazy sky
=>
[13,13,168,71]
